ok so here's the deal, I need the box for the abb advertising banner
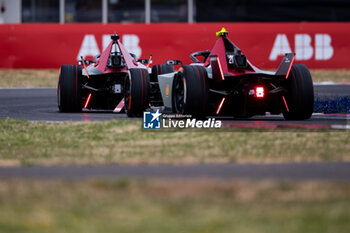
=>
[0,23,349,69]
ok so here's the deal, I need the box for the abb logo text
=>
[269,34,334,61]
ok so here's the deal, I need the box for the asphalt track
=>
[0,88,124,122]
[1,163,350,180]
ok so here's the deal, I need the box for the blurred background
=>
[1,0,350,23]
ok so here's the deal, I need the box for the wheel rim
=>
[174,75,186,114]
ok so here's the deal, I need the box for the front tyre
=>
[151,64,174,81]
[283,64,314,120]
[124,68,150,117]
[57,64,82,112]
[173,65,208,118]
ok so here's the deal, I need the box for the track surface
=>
[0,88,125,122]
[1,163,350,180]
[0,87,348,128]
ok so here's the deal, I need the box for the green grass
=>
[0,119,349,166]
[0,69,349,88]
[0,179,349,233]
[0,69,58,88]
[311,69,350,83]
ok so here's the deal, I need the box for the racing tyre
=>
[57,64,82,112]
[173,65,208,117]
[151,64,174,82]
[124,68,150,117]
[283,64,314,120]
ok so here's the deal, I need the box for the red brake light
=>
[216,97,226,114]
[84,93,92,108]
[216,57,225,81]
[255,87,264,98]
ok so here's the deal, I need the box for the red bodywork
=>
[90,39,139,74]
[183,30,297,117]
[204,35,295,79]
[80,35,149,112]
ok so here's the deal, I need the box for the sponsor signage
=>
[0,23,349,69]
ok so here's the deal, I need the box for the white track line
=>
[314,82,350,85]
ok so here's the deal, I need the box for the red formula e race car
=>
[144,28,314,120]
[58,33,156,116]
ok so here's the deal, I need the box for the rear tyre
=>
[124,68,150,117]
[151,64,174,82]
[283,64,314,120]
[57,64,82,112]
[173,65,208,117]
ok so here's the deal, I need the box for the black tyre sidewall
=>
[58,64,82,112]
[283,64,314,120]
[174,65,208,117]
[152,64,175,75]
[125,68,150,117]
[151,64,175,82]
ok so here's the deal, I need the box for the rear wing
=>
[275,53,296,77]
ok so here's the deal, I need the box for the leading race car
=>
[137,28,314,120]
[58,33,158,117]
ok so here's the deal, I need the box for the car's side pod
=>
[275,53,296,78]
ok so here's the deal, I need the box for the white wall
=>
[0,0,21,23]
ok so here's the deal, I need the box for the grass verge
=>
[0,69,349,88]
[0,119,349,166]
[0,69,58,88]
[311,69,350,83]
[0,179,349,233]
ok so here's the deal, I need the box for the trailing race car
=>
[139,28,314,120]
[58,33,164,117]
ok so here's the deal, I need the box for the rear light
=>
[84,93,92,108]
[216,97,226,114]
[216,57,225,80]
[282,96,289,112]
[255,87,264,98]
